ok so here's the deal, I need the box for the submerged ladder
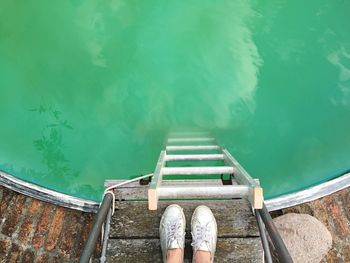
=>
[148,134,263,210]
[79,132,293,263]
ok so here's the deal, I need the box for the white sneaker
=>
[159,204,186,262]
[191,206,217,263]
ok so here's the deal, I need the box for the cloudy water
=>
[0,0,349,201]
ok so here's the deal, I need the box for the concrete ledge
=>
[266,172,350,211]
[2,168,350,213]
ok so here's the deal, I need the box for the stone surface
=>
[273,187,350,262]
[1,183,350,262]
[273,213,332,263]
[107,238,263,263]
[0,186,99,262]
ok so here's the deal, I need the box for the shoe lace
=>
[191,222,212,251]
[166,218,184,247]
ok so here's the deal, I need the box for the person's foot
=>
[191,206,217,263]
[159,204,186,262]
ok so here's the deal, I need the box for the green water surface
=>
[1,0,350,201]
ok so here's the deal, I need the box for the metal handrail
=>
[255,210,273,263]
[79,174,153,262]
[80,196,292,263]
[100,207,113,263]
[256,204,293,263]
[79,193,114,263]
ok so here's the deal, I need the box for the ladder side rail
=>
[223,148,290,260]
[222,149,258,186]
[148,151,166,210]
[222,149,263,209]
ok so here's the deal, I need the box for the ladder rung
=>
[167,137,215,143]
[162,179,236,186]
[165,154,224,161]
[166,145,220,151]
[162,166,235,175]
[158,185,249,198]
[168,132,210,137]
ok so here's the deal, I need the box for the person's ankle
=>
[166,248,183,263]
[194,250,211,263]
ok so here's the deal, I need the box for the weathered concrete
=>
[273,213,332,263]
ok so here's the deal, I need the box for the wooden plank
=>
[148,151,166,210]
[110,200,259,238]
[106,238,263,263]
[105,180,141,188]
[250,186,263,209]
[114,186,148,200]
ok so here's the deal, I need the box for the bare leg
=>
[166,248,183,263]
[194,250,211,263]
[160,205,186,263]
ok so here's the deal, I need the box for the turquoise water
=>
[0,0,349,201]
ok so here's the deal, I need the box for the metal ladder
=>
[80,132,293,263]
[148,132,263,210]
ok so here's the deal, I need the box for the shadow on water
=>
[31,106,75,181]
[1,106,96,199]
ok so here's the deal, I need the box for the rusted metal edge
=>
[265,172,350,211]
[0,170,99,213]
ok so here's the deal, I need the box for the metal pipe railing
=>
[79,193,114,263]
[257,204,293,263]
[100,207,113,263]
[255,210,273,263]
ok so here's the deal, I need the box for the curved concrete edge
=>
[0,171,99,213]
[1,169,350,213]
[265,172,350,211]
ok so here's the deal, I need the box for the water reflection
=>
[215,0,350,198]
[0,0,349,200]
[328,46,350,106]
